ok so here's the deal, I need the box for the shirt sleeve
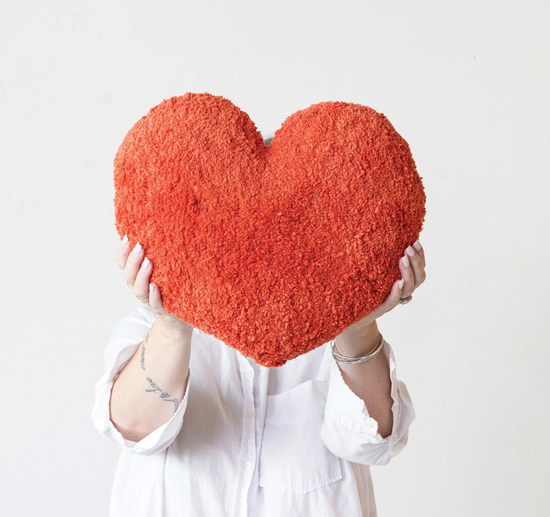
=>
[320,339,415,466]
[90,305,191,456]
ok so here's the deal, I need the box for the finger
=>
[133,256,153,301]
[405,245,426,289]
[412,240,426,268]
[399,251,416,298]
[389,278,406,307]
[370,278,404,319]
[118,235,130,270]
[124,242,144,288]
[149,284,189,331]
[148,283,168,314]
[382,278,406,313]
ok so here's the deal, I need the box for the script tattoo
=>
[140,333,149,370]
[145,377,180,414]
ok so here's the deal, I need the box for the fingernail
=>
[122,235,128,246]
[143,257,150,269]
[413,240,422,252]
[402,255,410,268]
[133,242,142,254]
[398,279,404,289]
[406,246,416,257]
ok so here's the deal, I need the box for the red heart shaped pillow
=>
[114,93,426,367]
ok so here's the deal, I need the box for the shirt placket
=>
[233,355,258,517]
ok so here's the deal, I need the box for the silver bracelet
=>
[330,332,385,365]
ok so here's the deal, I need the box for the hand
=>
[344,240,427,333]
[118,235,193,334]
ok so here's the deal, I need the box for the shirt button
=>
[246,371,254,379]
[246,461,253,470]
[247,411,255,419]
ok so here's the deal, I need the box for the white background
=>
[1,1,549,515]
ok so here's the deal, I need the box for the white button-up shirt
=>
[92,305,415,517]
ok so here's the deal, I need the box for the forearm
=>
[334,321,394,438]
[109,318,192,442]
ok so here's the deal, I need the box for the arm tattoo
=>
[140,333,149,370]
[145,377,180,414]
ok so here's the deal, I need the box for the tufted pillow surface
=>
[114,92,426,367]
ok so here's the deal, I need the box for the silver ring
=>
[137,297,150,304]
[126,281,133,289]
[398,295,413,305]
[119,265,125,270]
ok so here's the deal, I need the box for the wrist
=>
[155,316,193,340]
[336,321,379,358]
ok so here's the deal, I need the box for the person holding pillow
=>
[92,133,426,517]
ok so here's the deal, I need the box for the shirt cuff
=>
[322,339,415,463]
[91,306,190,455]
[91,338,190,455]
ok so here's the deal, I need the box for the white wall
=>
[1,1,548,515]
